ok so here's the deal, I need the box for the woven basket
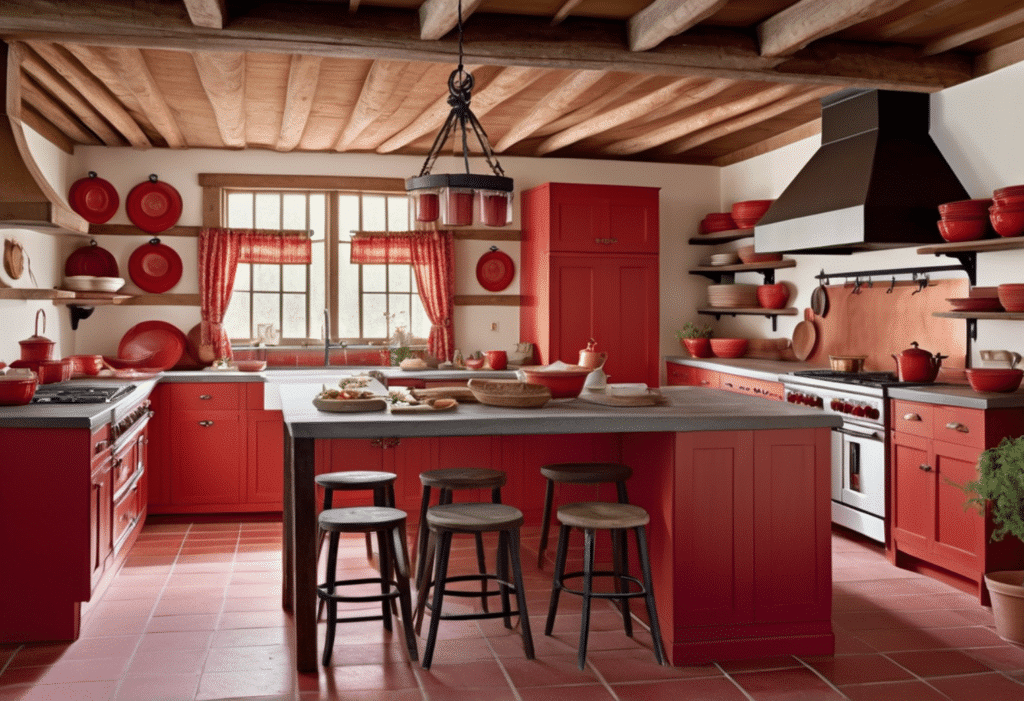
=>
[468,379,551,408]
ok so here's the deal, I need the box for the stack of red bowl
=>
[937,199,991,241]
[699,212,737,234]
[731,199,774,229]
[990,185,1024,237]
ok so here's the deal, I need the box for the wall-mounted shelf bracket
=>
[696,307,796,332]
[967,317,977,341]
[928,250,977,286]
[68,305,95,330]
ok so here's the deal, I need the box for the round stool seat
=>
[427,503,523,532]
[557,502,650,531]
[540,462,632,484]
[419,467,506,490]
[319,506,408,533]
[316,470,397,489]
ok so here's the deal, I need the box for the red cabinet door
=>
[90,461,113,590]
[171,410,243,506]
[932,439,985,577]
[248,410,284,507]
[891,431,934,557]
[549,254,659,385]
[546,183,659,254]
[666,362,693,386]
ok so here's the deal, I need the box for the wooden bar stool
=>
[545,501,666,670]
[413,468,506,609]
[317,470,397,560]
[415,502,534,669]
[318,505,418,666]
[537,462,632,569]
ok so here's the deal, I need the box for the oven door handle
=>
[834,426,882,441]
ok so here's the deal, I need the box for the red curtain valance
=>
[350,232,414,265]
[238,229,312,264]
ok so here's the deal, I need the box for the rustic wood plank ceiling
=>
[2,0,1023,166]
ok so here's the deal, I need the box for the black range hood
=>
[755,89,968,254]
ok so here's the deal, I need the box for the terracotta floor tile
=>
[5,645,68,668]
[135,631,214,653]
[886,648,995,677]
[221,596,283,613]
[717,656,802,673]
[153,597,223,617]
[217,610,290,629]
[839,679,951,700]
[144,614,220,634]
[299,688,423,701]
[927,671,1024,701]
[79,615,151,638]
[318,662,419,691]
[962,645,1024,672]
[852,626,953,652]
[113,673,202,700]
[125,648,207,676]
[730,666,847,700]
[203,645,293,673]
[831,627,877,655]
[195,667,294,700]
[12,680,118,701]
[804,653,914,685]
[613,677,750,700]
[501,654,599,687]
[518,684,616,701]
[210,626,288,648]
[586,648,716,683]
[415,658,511,690]
[32,657,128,684]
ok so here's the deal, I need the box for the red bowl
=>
[736,245,783,264]
[518,366,590,398]
[993,185,1024,199]
[234,360,267,372]
[997,284,1024,312]
[0,377,38,405]
[710,338,748,358]
[939,198,992,213]
[756,283,790,309]
[464,357,485,370]
[680,337,712,358]
[946,297,1003,312]
[990,207,1024,237]
[937,219,986,242]
[965,368,1023,393]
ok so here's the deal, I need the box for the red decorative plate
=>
[118,321,186,371]
[64,240,119,277]
[126,175,183,234]
[128,239,183,293]
[476,248,515,292]
[68,172,119,224]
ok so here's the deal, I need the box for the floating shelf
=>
[0,288,75,300]
[697,306,797,332]
[688,229,755,245]
[690,259,795,284]
[51,292,201,307]
[917,237,1024,255]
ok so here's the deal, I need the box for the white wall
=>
[720,60,1024,367]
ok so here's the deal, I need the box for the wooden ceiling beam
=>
[183,0,227,29]
[335,60,407,151]
[20,76,101,147]
[710,118,822,166]
[18,44,126,146]
[0,1,972,91]
[71,45,186,148]
[536,77,733,155]
[656,85,834,156]
[192,50,246,148]
[534,75,653,137]
[976,34,1024,77]
[377,66,545,153]
[349,0,361,13]
[921,6,1024,57]
[494,69,607,152]
[419,0,485,41]
[20,102,78,153]
[628,0,728,53]
[551,0,584,27]
[24,41,152,147]
[277,54,322,152]
[870,0,969,40]
[603,82,801,156]
[758,0,918,57]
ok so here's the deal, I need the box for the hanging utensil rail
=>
[814,261,974,286]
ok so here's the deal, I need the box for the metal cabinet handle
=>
[594,237,618,245]
[198,420,214,427]
[919,463,933,472]
[945,422,969,433]
[723,382,734,388]
[95,440,109,454]
[903,413,922,421]
[199,394,212,400]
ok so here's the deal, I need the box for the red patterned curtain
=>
[198,228,314,360]
[351,231,456,361]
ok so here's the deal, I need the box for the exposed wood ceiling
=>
[3,0,1024,167]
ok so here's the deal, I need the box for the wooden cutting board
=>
[410,386,477,403]
[576,389,667,406]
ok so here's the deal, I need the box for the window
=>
[206,175,429,345]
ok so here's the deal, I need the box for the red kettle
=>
[892,342,946,383]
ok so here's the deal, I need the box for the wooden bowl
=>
[829,355,867,373]
[467,378,551,407]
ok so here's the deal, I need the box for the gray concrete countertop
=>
[159,370,266,383]
[0,379,159,429]
[280,384,841,439]
[159,367,516,383]
[888,383,1024,409]
[665,356,820,383]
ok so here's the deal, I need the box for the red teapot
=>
[892,342,947,383]
[578,339,607,371]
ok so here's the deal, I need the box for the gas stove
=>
[31,384,136,404]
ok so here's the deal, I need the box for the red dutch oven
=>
[19,309,55,362]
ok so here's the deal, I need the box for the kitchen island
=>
[279,384,842,672]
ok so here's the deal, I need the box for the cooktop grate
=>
[31,384,136,404]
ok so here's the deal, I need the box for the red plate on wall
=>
[126,174,183,234]
[68,172,119,224]
[128,239,183,293]
[476,247,515,292]
[118,321,186,371]
[64,240,119,277]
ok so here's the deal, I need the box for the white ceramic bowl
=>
[63,275,95,291]
[88,277,126,292]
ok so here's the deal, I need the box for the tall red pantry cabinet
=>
[520,183,660,386]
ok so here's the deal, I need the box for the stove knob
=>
[842,402,853,414]
[815,397,824,408]
[852,405,866,417]
[830,399,841,410]
[866,407,880,420]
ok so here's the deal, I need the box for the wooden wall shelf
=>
[52,293,201,307]
[690,259,795,284]
[688,229,754,245]
[697,306,797,332]
[0,288,74,300]
[917,238,1024,255]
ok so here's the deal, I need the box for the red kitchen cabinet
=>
[89,459,113,591]
[664,362,720,388]
[522,183,659,386]
[889,398,1024,602]
[719,372,784,401]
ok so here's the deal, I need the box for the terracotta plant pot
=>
[985,571,1024,644]
[681,338,712,358]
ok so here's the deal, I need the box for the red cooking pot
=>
[892,342,947,383]
[19,309,55,362]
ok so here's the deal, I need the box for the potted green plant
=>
[676,322,714,358]
[963,435,1024,643]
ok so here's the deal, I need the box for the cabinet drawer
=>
[112,442,139,495]
[91,423,112,467]
[170,383,243,411]
[666,363,692,386]
[934,406,985,447]
[892,400,932,437]
[719,374,784,401]
[113,474,143,548]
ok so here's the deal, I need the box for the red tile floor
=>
[2,521,1024,700]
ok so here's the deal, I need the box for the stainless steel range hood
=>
[0,42,88,234]
[755,89,968,254]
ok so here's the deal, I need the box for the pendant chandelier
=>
[405,0,513,228]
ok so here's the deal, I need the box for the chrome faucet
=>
[323,308,332,366]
